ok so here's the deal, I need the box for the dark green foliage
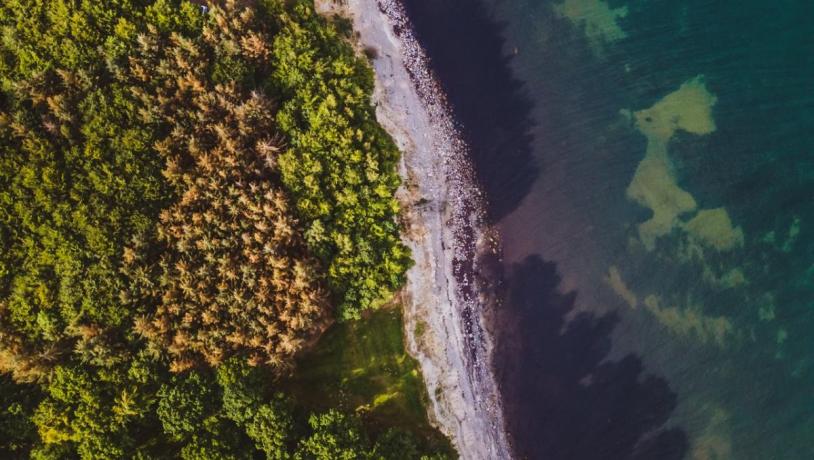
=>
[371,429,422,460]
[295,409,369,459]
[294,411,435,460]
[272,1,412,319]
[0,375,39,456]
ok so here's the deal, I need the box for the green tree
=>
[371,429,421,460]
[217,358,293,459]
[245,404,293,460]
[32,366,130,458]
[272,1,412,319]
[296,410,369,460]
[126,1,330,372]
[178,416,251,460]
[157,372,217,439]
[0,374,39,457]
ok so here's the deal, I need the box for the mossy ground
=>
[283,307,454,455]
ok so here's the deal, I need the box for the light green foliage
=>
[217,358,293,459]
[29,442,74,460]
[296,409,369,460]
[245,404,293,460]
[157,372,216,438]
[288,310,431,427]
[33,366,133,459]
[272,1,412,319]
[29,350,173,458]
[178,416,251,460]
[30,360,254,459]
[217,358,267,425]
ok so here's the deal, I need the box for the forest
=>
[0,0,443,458]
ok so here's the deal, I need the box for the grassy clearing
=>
[283,307,454,455]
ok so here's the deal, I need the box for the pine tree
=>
[126,2,331,373]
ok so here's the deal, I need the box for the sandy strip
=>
[314,0,511,458]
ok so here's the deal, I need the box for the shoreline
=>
[314,0,512,458]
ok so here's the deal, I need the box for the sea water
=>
[399,0,814,458]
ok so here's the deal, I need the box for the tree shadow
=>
[400,0,538,222]
[493,255,688,459]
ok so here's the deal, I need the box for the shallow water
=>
[399,0,814,458]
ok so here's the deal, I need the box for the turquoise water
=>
[490,0,814,457]
[400,0,814,457]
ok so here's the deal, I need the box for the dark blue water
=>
[399,0,814,458]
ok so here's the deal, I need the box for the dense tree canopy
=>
[0,0,440,457]
[0,374,37,457]
[125,3,330,372]
[25,357,439,459]
[272,3,412,318]
[0,0,192,381]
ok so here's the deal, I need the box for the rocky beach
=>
[314,0,511,457]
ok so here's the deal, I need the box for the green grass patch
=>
[283,308,453,455]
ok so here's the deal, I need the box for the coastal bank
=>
[315,0,512,457]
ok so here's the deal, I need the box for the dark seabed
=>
[400,0,814,458]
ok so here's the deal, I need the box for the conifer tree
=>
[125,1,330,373]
